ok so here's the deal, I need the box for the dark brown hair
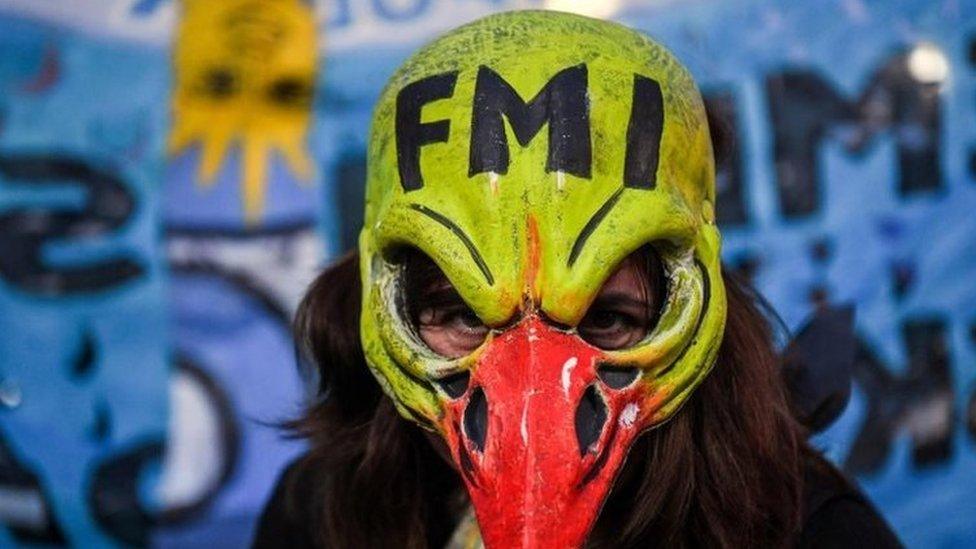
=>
[287,249,812,548]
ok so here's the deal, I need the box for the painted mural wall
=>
[0,0,973,547]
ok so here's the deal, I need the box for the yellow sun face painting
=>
[168,0,318,223]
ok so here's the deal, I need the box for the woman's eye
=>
[416,303,488,357]
[579,308,647,350]
[587,311,625,330]
[440,308,487,334]
[576,245,664,351]
[399,248,489,358]
[455,309,485,330]
[418,305,484,330]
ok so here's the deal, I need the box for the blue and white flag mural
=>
[0,0,973,547]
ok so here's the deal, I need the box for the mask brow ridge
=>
[408,203,495,285]
[568,187,624,267]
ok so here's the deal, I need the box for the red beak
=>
[440,316,651,548]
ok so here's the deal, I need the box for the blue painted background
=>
[0,0,973,547]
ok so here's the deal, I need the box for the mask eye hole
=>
[597,364,640,389]
[578,245,666,351]
[575,385,608,456]
[436,370,471,399]
[394,247,489,359]
[463,387,489,452]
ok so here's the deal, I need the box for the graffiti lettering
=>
[703,91,747,225]
[846,319,954,474]
[327,0,523,28]
[0,436,66,544]
[89,440,160,546]
[765,50,942,218]
[970,36,976,180]
[371,0,431,21]
[0,155,143,296]
[88,357,239,544]
[969,322,976,441]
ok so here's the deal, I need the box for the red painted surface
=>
[440,316,657,548]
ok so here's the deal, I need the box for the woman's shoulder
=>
[252,456,322,548]
[799,454,904,549]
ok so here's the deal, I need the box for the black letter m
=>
[469,64,591,178]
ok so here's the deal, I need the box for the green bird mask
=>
[359,11,727,548]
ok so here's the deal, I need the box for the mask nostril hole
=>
[437,371,471,399]
[575,385,608,456]
[463,387,488,452]
[598,364,640,389]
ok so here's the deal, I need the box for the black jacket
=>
[252,453,903,548]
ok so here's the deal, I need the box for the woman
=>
[255,11,902,548]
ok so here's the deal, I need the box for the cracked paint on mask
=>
[358,10,726,549]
